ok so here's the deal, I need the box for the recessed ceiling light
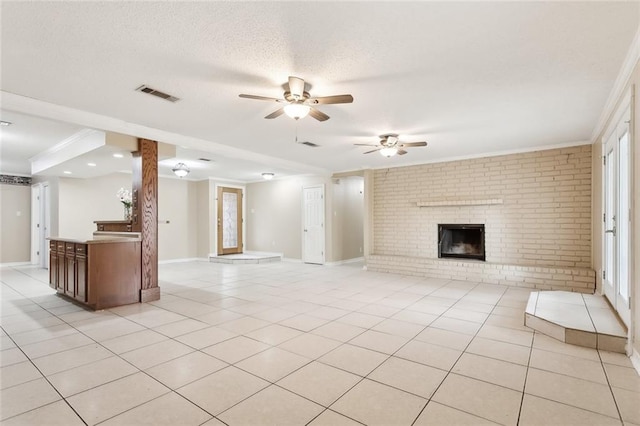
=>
[113,153,124,158]
[63,171,72,174]
[0,120,12,126]
[87,162,96,167]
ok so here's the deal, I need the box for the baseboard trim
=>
[244,250,283,258]
[140,286,161,303]
[630,347,640,375]
[326,257,365,266]
[158,257,208,265]
[0,261,32,268]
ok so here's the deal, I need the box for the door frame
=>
[30,182,51,268]
[213,183,245,256]
[302,184,325,264]
[30,184,41,266]
[601,93,633,328]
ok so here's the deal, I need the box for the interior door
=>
[43,183,50,269]
[303,185,325,264]
[217,186,243,255]
[602,109,631,327]
[31,185,41,266]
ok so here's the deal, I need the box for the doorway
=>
[217,186,243,255]
[602,104,631,327]
[303,185,325,264]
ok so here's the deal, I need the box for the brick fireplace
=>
[367,144,595,292]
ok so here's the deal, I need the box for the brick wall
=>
[368,145,594,292]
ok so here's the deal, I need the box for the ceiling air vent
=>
[135,85,180,103]
[300,141,319,148]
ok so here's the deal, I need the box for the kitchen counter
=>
[48,237,142,310]
[48,235,141,244]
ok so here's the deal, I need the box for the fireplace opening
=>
[438,224,485,261]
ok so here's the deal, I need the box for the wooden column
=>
[132,138,159,302]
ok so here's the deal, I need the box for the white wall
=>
[158,177,199,261]
[331,177,364,261]
[246,175,335,261]
[56,173,199,261]
[196,179,211,258]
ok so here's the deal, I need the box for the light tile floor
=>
[1,261,639,425]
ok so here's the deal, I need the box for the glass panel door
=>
[603,137,616,304]
[217,186,243,255]
[616,129,631,326]
[602,108,631,327]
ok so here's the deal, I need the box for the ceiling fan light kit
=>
[355,133,428,157]
[239,76,353,122]
[283,103,310,120]
[380,147,398,157]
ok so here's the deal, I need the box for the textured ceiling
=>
[1,2,638,179]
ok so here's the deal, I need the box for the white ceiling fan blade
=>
[239,94,285,102]
[308,94,353,104]
[309,107,330,121]
[265,108,285,119]
[400,142,427,147]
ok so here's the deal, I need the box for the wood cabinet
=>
[75,245,87,302]
[49,241,58,290]
[94,221,132,232]
[48,237,140,309]
[65,243,76,297]
[49,241,65,291]
[49,241,87,302]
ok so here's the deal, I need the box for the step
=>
[209,253,281,265]
[524,291,627,353]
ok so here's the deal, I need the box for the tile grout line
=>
[0,325,89,425]
[597,348,625,423]
[515,325,536,426]
[406,280,510,426]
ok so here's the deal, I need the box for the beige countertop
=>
[48,235,141,244]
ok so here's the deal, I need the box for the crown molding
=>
[591,25,640,142]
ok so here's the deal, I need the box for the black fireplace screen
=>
[438,224,485,261]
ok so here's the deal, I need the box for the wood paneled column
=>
[132,138,159,302]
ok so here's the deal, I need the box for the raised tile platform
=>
[525,291,627,353]
[209,253,281,264]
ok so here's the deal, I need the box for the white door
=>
[43,183,51,269]
[602,108,631,326]
[31,183,52,268]
[30,185,41,265]
[303,185,325,264]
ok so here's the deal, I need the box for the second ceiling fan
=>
[239,76,353,121]
[355,134,428,157]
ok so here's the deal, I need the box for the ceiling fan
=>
[355,134,428,157]
[239,76,353,121]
